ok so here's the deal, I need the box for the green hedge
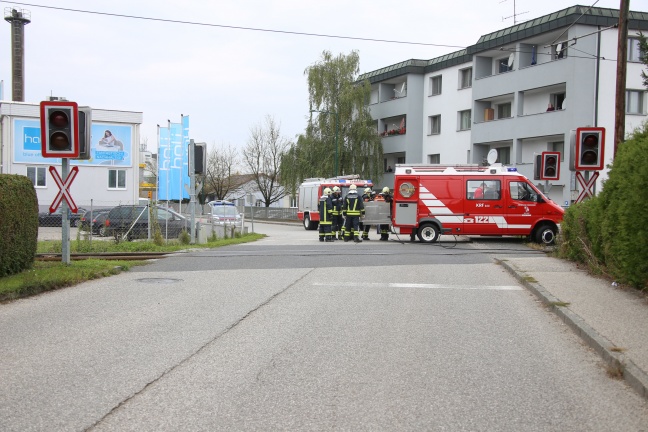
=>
[559,124,648,290]
[0,175,38,277]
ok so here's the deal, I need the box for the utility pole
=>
[614,0,630,157]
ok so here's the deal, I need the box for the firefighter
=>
[342,184,364,243]
[378,186,392,241]
[330,186,344,240]
[318,187,334,242]
[361,187,374,240]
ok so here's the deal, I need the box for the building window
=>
[554,42,567,60]
[496,147,511,164]
[108,169,126,189]
[459,68,472,89]
[497,103,512,119]
[498,58,512,73]
[628,38,641,62]
[27,166,46,187]
[397,156,406,164]
[428,154,440,164]
[429,115,441,135]
[552,93,566,110]
[430,75,442,96]
[458,110,471,131]
[626,90,645,114]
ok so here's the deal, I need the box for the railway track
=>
[35,252,171,261]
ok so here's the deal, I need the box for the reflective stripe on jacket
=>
[342,193,364,216]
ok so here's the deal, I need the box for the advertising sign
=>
[12,118,133,166]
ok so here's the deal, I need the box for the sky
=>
[0,0,633,156]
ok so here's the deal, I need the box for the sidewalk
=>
[499,255,648,400]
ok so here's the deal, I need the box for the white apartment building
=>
[0,101,143,211]
[361,5,648,206]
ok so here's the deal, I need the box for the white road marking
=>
[313,282,522,291]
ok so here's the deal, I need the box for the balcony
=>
[370,80,408,105]
[472,108,568,143]
[379,115,406,138]
[381,133,408,154]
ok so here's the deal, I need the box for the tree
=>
[204,143,240,202]
[279,141,303,208]
[639,32,648,88]
[288,50,383,182]
[242,115,291,207]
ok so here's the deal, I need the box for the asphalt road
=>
[3,223,647,431]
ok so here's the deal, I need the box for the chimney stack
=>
[4,8,31,102]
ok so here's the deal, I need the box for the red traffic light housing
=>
[574,127,605,171]
[540,151,560,181]
[40,101,79,158]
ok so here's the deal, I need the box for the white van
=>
[208,200,241,225]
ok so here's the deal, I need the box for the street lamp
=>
[311,109,339,177]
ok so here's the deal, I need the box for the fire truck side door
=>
[463,178,506,235]
[505,179,539,235]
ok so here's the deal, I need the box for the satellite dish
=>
[562,98,566,109]
[487,149,498,165]
[507,53,515,68]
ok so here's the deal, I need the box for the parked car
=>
[208,200,241,225]
[104,205,191,240]
[79,209,111,236]
[38,207,88,227]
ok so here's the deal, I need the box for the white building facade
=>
[0,101,143,211]
[361,5,648,206]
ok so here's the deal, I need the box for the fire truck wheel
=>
[534,224,557,245]
[303,214,318,231]
[417,223,440,243]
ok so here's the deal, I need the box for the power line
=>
[5,1,467,49]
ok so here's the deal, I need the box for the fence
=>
[37,201,299,243]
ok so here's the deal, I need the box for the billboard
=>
[12,118,133,166]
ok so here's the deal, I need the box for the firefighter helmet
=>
[332,186,341,192]
[364,187,372,194]
[349,184,357,190]
[324,187,332,195]
[382,186,390,194]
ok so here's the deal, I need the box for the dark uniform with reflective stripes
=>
[330,189,343,240]
[318,193,333,242]
[342,189,365,242]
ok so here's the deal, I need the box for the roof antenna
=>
[500,0,528,25]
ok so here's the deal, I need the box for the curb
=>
[497,258,648,401]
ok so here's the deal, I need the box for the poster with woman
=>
[92,123,132,166]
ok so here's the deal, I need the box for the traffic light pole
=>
[189,139,196,244]
[61,158,71,265]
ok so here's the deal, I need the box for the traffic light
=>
[40,101,79,158]
[194,142,206,175]
[574,127,605,171]
[540,151,560,180]
[75,106,92,160]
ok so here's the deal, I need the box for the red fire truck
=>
[298,175,373,230]
[386,164,564,245]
